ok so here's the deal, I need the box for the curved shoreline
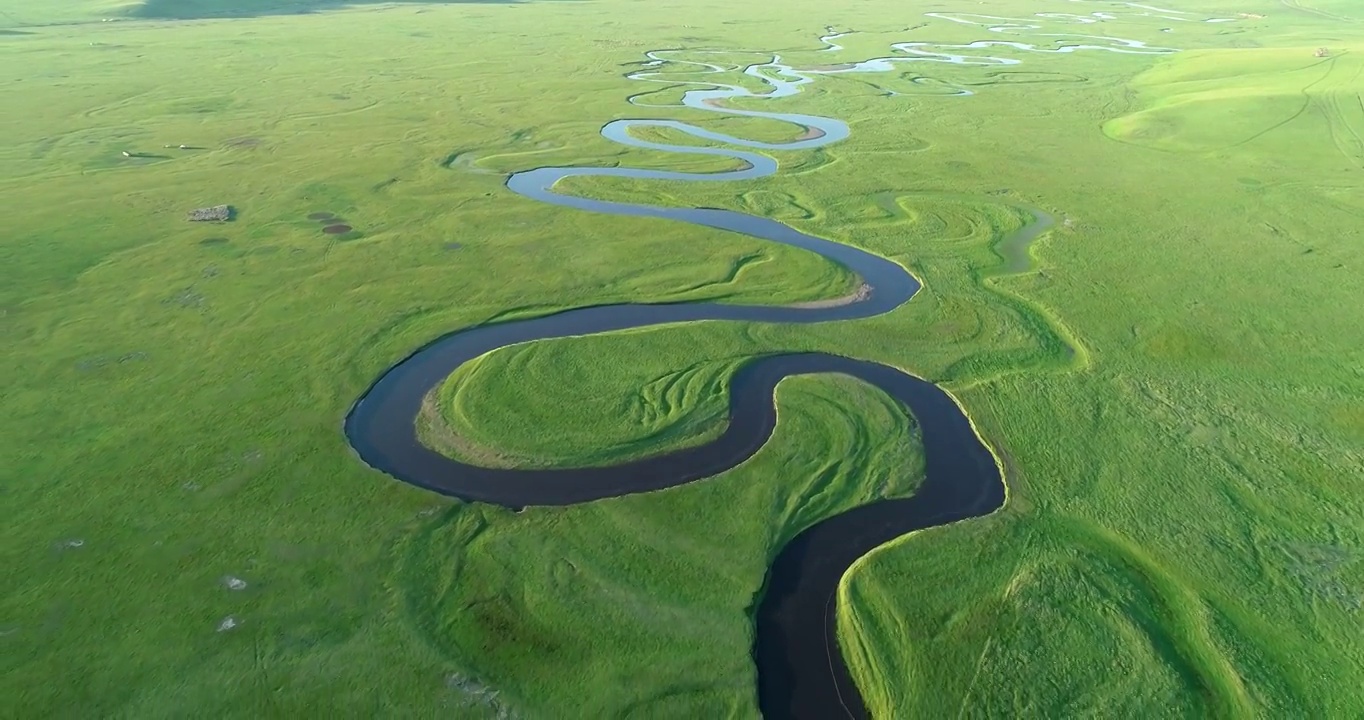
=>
[344,33,1081,720]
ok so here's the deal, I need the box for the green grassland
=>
[406,372,923,716]
[4,0,1363,717]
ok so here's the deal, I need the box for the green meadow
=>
[4,0,1362,717]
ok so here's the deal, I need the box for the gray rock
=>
[188,205,233,222]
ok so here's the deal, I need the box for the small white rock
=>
[223,576,247,591]
[217,616,238,632]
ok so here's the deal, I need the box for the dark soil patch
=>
[465,595,562,657]
[323,224,353,235]
[307,212,335,221]
[162,287,206,309]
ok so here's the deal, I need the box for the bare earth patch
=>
[416,391,522,469]
[222,576,248,591]
[788,282,870,309]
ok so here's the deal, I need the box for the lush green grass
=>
[405,372,923,715]
[4,0,1363,717]
[1104,47,1363,156]
[421,333,748,468]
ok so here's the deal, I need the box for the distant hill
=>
[126,0,517,20]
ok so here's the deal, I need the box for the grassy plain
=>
[4,0,1363,717]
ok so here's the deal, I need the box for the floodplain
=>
[3,0,1363,717]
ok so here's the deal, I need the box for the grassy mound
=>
[421,333,744,468]
[1104,47,1363,158]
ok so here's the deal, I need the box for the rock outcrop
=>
[188,205,233,222]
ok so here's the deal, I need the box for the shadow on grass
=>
[131,0,583,20]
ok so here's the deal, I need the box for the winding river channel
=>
[346,18,1185,719]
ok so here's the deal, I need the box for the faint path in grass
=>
[1316,53,1364,168]
[1229,56,1337,150]
[1279,0,1356,23]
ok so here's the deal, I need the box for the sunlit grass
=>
[3,0,1362,716]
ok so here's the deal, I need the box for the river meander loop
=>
[345,17,1199,718]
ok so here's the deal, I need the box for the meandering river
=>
[346,18,1189,718]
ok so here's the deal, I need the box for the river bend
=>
[344,20,1184,718]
